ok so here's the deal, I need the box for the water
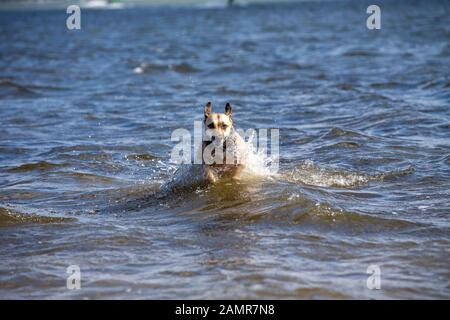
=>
[0,0,449,299]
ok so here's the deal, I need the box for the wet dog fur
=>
[201,102,246,183]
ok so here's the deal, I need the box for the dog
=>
[201,101,247,183]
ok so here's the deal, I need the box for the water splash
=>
[284,160,370,188]
[240,134,279,179]
[161,132,278,192]
[284,160,415,188]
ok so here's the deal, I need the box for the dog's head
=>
[203,101,233,145]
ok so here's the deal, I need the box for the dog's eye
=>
[207,123,215,129]
[221,124,228,129]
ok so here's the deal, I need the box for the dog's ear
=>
[204,101,212,120]
[225,103,232,117]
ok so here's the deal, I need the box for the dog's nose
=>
[211,136,216,142]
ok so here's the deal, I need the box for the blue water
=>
[0,0,449,299]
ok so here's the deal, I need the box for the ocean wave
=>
[133,62,199,74]
[124,153,160,161]
[0,207,75,227]
[284,160,415,188]
[322,127,370,139]
[0,79,39,98]
[7,161,65,173]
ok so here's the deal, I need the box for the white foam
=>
[161,132,278,192]
[240,137,279,179]
[285,160,370,188]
